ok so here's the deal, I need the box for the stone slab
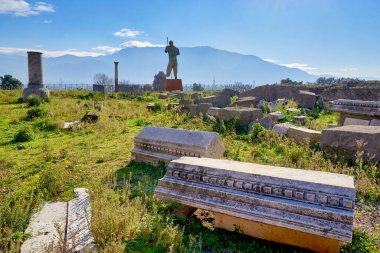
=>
[155,157,355,244]
[321,125,380,162]
[21,202,67,253]
[297,90,317,109]
[201,96,216,106]
[370,119,380,126]
[215,94,231,108]
[269,112,285,121]
[249,117,274,131]
[287,126,321,145]
[272,123,294,135]
[230,96,260,108]
[343,117,370,126]
[131,126,225,165]
[211,107,264,124]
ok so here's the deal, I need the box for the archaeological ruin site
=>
[1,2,380,253]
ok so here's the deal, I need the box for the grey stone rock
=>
[23,86,50,99]
[215,94,231,108]
[293,115,307,125]
[198,103,212,115]
[82,112,99,123]
[321,125,380,162]
[268,101,277,112]
[297,90,317,109]
[286,126,321,145]
[155,157,355,243]
[191,93,202,103]
[220,88,239,97]
[272,123,294,135]
[370,119,380,126]
[200,96,216,106]
[63,120,81,130]
[249,117,274,131]
[217,107,264,124]
[131,126,225,165]
[231,96,260,108]
[94,103,103,111]
[343,117,370,126]
[269,112,285,121]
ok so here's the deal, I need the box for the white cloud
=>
[0,0,54,16]
[113,28,144,38]
[121,40,164,48]
[263,58,277,63]
[0,47,104,57]
[42,19,52,24]
[279,63,318,73]
[92,46,122,54]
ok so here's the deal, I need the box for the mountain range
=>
[0,46,316,85]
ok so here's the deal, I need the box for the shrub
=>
[33,118,60,131]
[26,107,48,120]
[38,166,63,198]
[250,123,265,142]
[151,101,165,112]
[25,96,42,107]
[13,128,33,142]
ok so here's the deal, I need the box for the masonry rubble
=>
[215,94,231,108]
[155,157,355,253]
[131,126,225,165]
[321,125,380,162]
[200,95,216,106]
[293,115,307,125]
[21,188,94,253]
[297,90,317,109]
[207,107,264,124]
[272,123,294,135]
[329,99,380,126]
[269,111,285,121]
[286,125,321,145]
[230,96,260,108]
[248,116,274,131]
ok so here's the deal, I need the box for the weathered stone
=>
[155,157,355,250]
[231,96,260,108]
[297,90,317,109]
[212,107,264,124]
[159,93,168,99]
[200,96,216,105]
[272,123,294,135]
[329,99,380,126]
[370,119,380,126]
[94,103,103,111]
[269,112,285,121]
[215,94,231,108]
[220,88,239,97]
[268,101,277,112]
[287,126,321,145]
[66,188,95,252]
[63,120,81,130]
[23,52,50,99]
[131,126,225,165]
[189,104,199,117]
[147,103,155,111]
[21,188,94,253]
[293,115,307,125]
[343,117,370,126]
[191,93,202,103]
[198,103,212,115]
[207,107,220,118]
[248,117,274,131]
[321,125,380,162]
[166,103,179,110]
[118,84,143,94]
[82,112,99,123]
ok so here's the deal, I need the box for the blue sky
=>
[1,0,380,78]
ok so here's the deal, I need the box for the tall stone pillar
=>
[23,51,50,99]
[114,62,119,92]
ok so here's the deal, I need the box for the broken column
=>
[114,61,119,92]
[155,157,355,253]
[23,51,50,99]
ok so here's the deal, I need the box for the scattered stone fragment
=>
[159,93,168,99]
[147,102,155,111]
[200,95,216,105]
[293,115,307,125]
[83,103,90,110]
[166,103,179,110]
[82,112,99,123]
[269,111,285,121]
[231,96,260,107]
[215,94,231,108]
[297,90,317,109]
[272,123,294,135]
[63,120,81,130]
[221,88,239,97]
[286,126,321,145]
[191,93,202,103]
[94,103,103,111]
[321,125,380,162]
[248,117,274,131]
[209,107,264,124]
[370,119,380,126]
[268,101,277,112]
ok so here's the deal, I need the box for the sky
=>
[0,0,380,78]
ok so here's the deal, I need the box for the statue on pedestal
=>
[165,40,180,79]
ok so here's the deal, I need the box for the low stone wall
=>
[207,107,263,124]
[155,157,355,252]
[131,126,225,165]
[286,126,321,145]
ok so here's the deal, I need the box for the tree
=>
[280,78,303,86]
[152,71,166,91]
[93,73,113,86]
[0,74,23,89]
[192,83,204,91]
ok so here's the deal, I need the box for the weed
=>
[13,127,33,142]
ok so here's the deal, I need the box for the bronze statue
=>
[164,40,180,79]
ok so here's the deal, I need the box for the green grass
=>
[0,90,379,252]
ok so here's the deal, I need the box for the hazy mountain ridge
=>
[0,46,316,85]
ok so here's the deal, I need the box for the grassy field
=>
[0,89,379,253]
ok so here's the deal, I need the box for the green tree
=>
[192,83,204,91]
[0,74,23,89]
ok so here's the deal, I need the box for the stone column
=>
[114,62,119,92]
[23,51,49,99]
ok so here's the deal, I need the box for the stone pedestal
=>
[23,51,49,99]
[163,79,183,91]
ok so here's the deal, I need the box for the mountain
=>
[0,46,316,85]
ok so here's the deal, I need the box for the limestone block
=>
[189,104,199,117]
[198,103,212,115]
[343,117,370,126]
[297,90,317,109]
[94,103,103,111]
[272,123,294,135]
[293,115,307,125]
[370,119,380,126]
[207,107,220,118]
[268,101,277,112]
[191,93,202,103]
[131,126,225,165]
[155,157,355,247]
[166,103,179,110]
[217,107,263,124]
[230,96,260,108]
[321,125,380,162]
[21,202,67,253]
[23,86,50,99]
[287,126,321,145]
[249,117,274,131]
[215,94,231,108]
[159,93,169,99]
[200,96,216,106]
[269,112,285,121]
